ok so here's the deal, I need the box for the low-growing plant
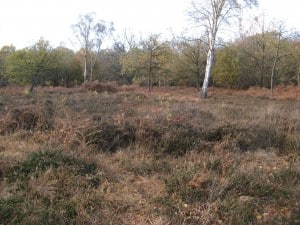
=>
[129,159,171,176]
[0,149,108,225]
[42,99,55,130]
[83,82,118,93]
[218,197,257,225]
[272,167,300,186]
[164,165,216,204]
[0,102,55,135]
[7,149,97,182]
[159,123,201,156]
[224,172,276,198]
[85,121,136,152]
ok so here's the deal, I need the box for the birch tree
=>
[141,34,167,91]
[72,13,114,82]
[189,0,258,98]
[177,39,207,91]
[270,24,285,97]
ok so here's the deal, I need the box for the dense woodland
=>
[0,31,299,91]
[0,6,299,93]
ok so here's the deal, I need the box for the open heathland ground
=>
[0,84,299,225]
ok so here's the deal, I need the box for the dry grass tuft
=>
[83,81,119,93]
[0,99,55,135]
[241,85,299,100]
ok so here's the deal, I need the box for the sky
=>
[0,0,299,50]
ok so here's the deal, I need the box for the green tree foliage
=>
[156,43,175,87]
[95,49,122,82]
[237,30,298,89]
[5,39,82,90]
[172,40,207,89]
[0,45,15,86]
[277,34,300,86]
[120,47,146,84]
[113,31,139,84]
[120,34,172,90]
[238,32,273,88]
[2,12,299,92]
[213,45,240,88]
[50,47,82,87]
[140,34,168,91]
[6,39,52,91]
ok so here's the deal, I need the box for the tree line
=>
[0,2,299,94]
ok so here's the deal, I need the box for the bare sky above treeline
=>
[0,0,299,49]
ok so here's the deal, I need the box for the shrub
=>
[0,102,55,135]
[83,82,118,93]
[85,121,136,152]
[136,120,163,150]
[136,119,204,156]
[203,124,232,142]
[164,167,214,204]
[0,194,82,225]
[218,198,257,225]
[128,159,171,176]
[233,126,287,151]
[159,123,200,156]
[0,157,15,179]
[202,124,288,151]
[0,195,26,225]
[224,172,276,198]
[0,108,38,134]
[272,168,300,186]
[0,100,4,113]
[1,149,102,225]
[7,149,98,182]
[42,99,55,130]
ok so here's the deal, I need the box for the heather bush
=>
[85,121,136,152]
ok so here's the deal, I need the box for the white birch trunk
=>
[201,48,214,98]
[270,56,278,97]
[190,0,258,98]
[201,31,216,99]
[90,66,93,81]
[271,30,282,97]
[83,57,87,82]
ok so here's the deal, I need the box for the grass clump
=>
[233,126,287,151]
[0,195,80,225]
[218,197,257,225]
[217,166,300,224]
[224,172,276,198]
[0,100,55,135]
[164,164,216,204]
[83,82,118,93]
[125,158,171,176]
[0,148,106,225]
[85,121,136,152]
[7,149,97,182]
[41,99,55,131]
[202,123,290,152]
[159,123,200,156]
